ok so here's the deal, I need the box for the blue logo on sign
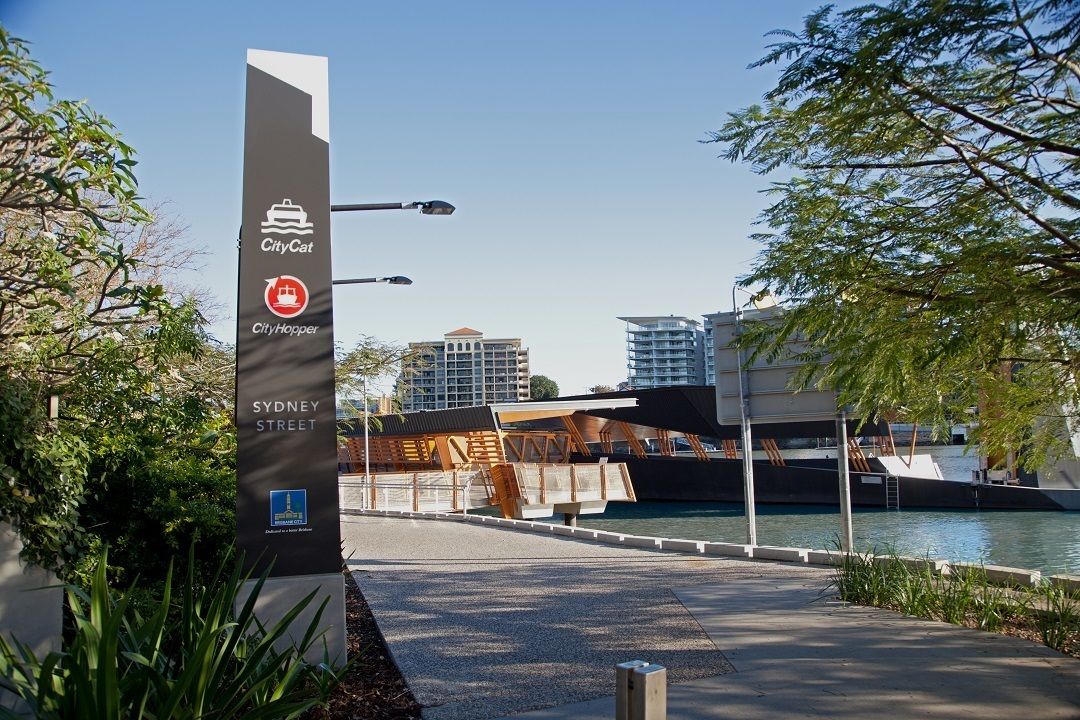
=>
[269,489,308,527]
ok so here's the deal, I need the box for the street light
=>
[330,197,452,507]
[330,200,456,215]
[331,274,412,508]
[732,285,759,546]
[332,276,413,286]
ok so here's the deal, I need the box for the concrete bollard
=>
[616,660,667,720]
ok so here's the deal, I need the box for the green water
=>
[568,502,1080,575]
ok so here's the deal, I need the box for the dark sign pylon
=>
[235,49,344,665]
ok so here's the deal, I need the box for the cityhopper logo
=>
[264,275,309,318]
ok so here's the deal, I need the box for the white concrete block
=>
[952,562,1041,587]
[238,573,346,668]
[702,542,752,558]
[894,556,950,575]
[806,549,843,566]
[569,527,600,539]
[660,538,704,553]
[0,523,61,661]
[590,530,625,545]
[522,521,555,533]
[438,513,466,521]
[619,535,662,549]
[752,546,810,563]
[1049,574,1080,594]
[552,525,577,537]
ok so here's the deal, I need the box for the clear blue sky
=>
[3,1,824,395]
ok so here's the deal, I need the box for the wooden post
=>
[370,475,377,510]
[600,463,608,500]
[452,469,460,511]
[571,464,578,502]
[619,463,636,501]
[413,473,420,512]
[539,465,547,504]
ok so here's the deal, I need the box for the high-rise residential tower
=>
[618,315,705,389]
[398,328,531,411]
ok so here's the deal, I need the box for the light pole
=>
[730,287,778,546]
[331,276,412,508]
[732,286,758,546]
[331,198,453,506]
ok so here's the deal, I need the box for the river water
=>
[574,501,1080,575]
[571,447,1080,575]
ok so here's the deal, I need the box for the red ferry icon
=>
[264,275,309,318]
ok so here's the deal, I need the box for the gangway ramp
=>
[340,468,494,513]
[340,462,635,519]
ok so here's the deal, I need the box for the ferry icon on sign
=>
[261,199,314,235]
[264,275,309,318]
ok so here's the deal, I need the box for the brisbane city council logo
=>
[261,198,313,319]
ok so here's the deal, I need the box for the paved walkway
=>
[341,514,1080,719]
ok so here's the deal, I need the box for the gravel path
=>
[341,514,826,720]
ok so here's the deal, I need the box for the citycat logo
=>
[260,199,315,254]
[261,199,313,235]
[264,275,309,318]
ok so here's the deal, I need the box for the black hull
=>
[572,454,1080,510]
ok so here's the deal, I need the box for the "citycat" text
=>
[261,237,314,254]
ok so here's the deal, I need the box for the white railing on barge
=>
[339,468,495,513]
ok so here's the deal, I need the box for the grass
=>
[831,549,1079,657]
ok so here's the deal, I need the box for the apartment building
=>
[703,315,717,386]
[398,328,531,411]
[618,316,705,389]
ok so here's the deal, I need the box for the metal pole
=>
[364,376,371,509]
[733,287,757,546]
[836,410,854,552]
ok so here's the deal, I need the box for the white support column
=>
[836,410,854,552]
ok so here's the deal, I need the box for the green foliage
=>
[530,375,560,400]
[0,27,181,384]
[0,549,344,719]
[587,385,616,394]
[708,0,1080,467]
[0,378,89,572]
[0,27,235,580]
[68,337,237,587]
[335,336,418,432]
[833,549,1079,654]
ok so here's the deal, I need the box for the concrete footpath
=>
[341,514,1080,720]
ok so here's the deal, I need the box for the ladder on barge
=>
[885,475,900,510]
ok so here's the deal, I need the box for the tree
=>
[335,335,419,430]
[708,0,1080,467]
[530,375,560,400]
[588,385,616,394]
[0,28,211,574]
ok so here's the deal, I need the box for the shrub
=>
[0,549,344,719]
[831,548,1078,656]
